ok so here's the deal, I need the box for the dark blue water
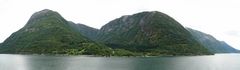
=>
[0,54,239,70]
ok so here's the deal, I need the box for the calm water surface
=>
[0,54,239,70]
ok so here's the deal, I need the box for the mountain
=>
[187,28,239,53]
[68,22,99,41]
[0,9,217,56]
[96,11,212,55]
[0,9,112,55]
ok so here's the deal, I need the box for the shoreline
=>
[0,53,221,57]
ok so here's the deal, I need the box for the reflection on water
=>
[0,54,29,70]
[0,54,240,70]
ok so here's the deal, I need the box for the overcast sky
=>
[0,0,240,49]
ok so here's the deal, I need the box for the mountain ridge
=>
[186,28,239,53]
[68,22,99,41]
[1,9,238,56]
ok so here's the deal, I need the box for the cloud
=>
[225,30,240,36]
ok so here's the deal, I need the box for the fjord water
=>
[0,54,239,70]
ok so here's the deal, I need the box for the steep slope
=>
[97,11,212,55]
[68,22,99,40]
[187,28,239,53]
[0,9,111,55]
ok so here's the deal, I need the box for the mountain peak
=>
[25,9,66,27]
[134,11,165,16]
[29,9,60,20]
[37,9,54,14]
[101,11,181,33]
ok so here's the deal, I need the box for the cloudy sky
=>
[0,0,240,49]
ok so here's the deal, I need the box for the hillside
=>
[68,22,99,41]
[96,11,212,55]
[187,28,239,53]
[0,9,112,55]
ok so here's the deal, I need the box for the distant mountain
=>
[187,28,239,53]
[0,9,112,55]
[68,22,99,41]
[96,11,212,55]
